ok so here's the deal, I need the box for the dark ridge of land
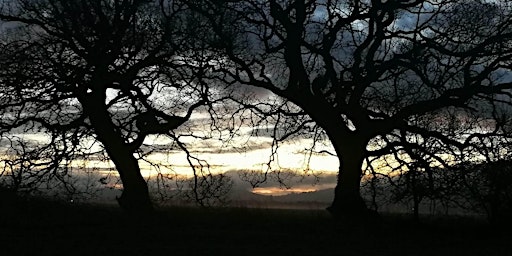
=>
[0,198,511,256]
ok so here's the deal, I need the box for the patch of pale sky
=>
[6,125,406,181]
[139,137,340,177]
[7,133,51,144]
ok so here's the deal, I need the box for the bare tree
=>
[0,0,215,212]
[185,0,512,218]
[0,136,100,200]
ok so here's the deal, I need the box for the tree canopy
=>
[0,0,217,211]
[185,0,512,217]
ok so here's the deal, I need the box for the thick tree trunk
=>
[82,94,153,212]
[105,142,153,212]
[297,100,373,220]
[96,128,153,212]
[327,134,370,219]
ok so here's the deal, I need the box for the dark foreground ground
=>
[0,199,511,256]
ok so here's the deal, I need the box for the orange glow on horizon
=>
[252,187,320,196]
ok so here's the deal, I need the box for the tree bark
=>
[295,97,373,219]
[326,133,370,219]
[103,139,153,213]
[82,93,153,213]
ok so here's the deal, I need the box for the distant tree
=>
[186,0,512,219]
[0,0,217,212]
[448,141,512,223]
[0,136,102,202]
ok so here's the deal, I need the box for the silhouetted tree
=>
[0,136,103,202]
[362,119,512,221]
[448,145,512,223]
[0,0,215,212]
[186,0,512,218]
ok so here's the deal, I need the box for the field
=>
[0,199,511,256]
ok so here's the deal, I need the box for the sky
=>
[0,109,341,197]
[119,120,341,195]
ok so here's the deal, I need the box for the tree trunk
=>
[413,196,420,222]
[299,101,374,220]
[82,94,153,212]
[105,142,153,213]
[327,134,370,219]
[97,127,153,212]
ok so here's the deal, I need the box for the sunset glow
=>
[252,182,337,196]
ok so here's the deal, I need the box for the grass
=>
[0,198,510,256]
